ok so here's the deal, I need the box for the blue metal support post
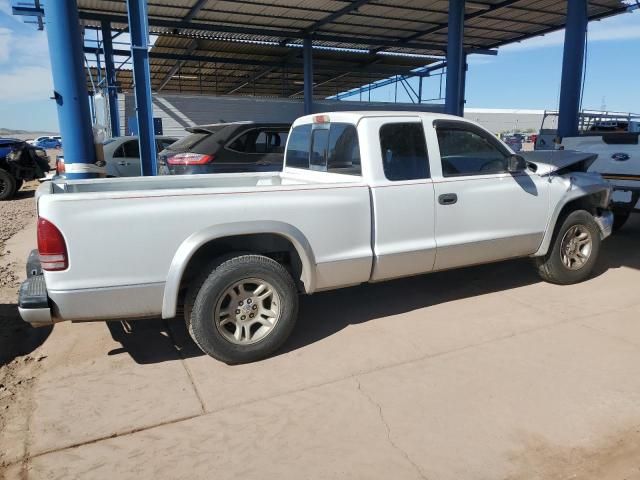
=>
[44,0,96,178]
[126,0,156,175]
[558,0,588,138]
[101,20,121,137]
[445,0,465,116]
[303,37,314,115]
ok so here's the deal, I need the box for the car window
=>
[169,132,208,151]
[272,131,288,154]
[436,125,508,177]
[285,124,312,169]
[157,138,176,151]
[379,123,429,181]
[310,129,329,170]
[327,124,360,175]
[121,140,140,158]
[228,130,253,153]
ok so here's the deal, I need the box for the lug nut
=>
[252,305,257,310]
[249,313,254,318]
[239,301,244,306]
[247,299,252,304]
[241,315,246,320]
[236,309,241,314]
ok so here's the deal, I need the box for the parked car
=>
[101,135,178,177]
[29,136,62,149]
[158,122,291,175]
[0,138,49,200]
[504,134,523,152]
[19,112,612,363]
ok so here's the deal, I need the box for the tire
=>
[612,212,630,232]
[186,254,298,364]
[535,209,601,285]
[0,169,17,201]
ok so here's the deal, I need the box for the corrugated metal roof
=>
[77,0,630,97]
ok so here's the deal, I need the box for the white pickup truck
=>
[20,112,613,363]
[560,133,640,230]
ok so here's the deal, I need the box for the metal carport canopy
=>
[74,0,630,97]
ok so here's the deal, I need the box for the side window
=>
[436,126,508,176]
[327,124,360,175]
[270,131,288,154]
[285,124,312,169]
[112,145,125,158]
[227,131,253,153]
[121,140,140,158]
[379,123,429,181]
[254,131,269,154]
[310,128,329,170]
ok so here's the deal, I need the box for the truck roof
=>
[292,111,473,128]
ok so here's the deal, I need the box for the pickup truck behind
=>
[20,112,613,363]
[560,133,640,230]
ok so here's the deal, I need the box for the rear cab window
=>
[379,123,429,181]
[285,122,361,175]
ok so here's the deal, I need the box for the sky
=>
[0,0,638,132]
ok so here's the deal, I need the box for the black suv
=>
[159,122,291,175]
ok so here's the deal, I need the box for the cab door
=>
[366,117,437,282]
[431,120,549,271]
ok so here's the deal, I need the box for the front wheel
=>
[186,254,298,364]
[535,210,601,285]
[0,169,17,201]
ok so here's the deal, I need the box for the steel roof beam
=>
[83,46,426,75]
[74,10,453,52]
[157,40,199,91]
[279,0,373,45]
[157,0,210,91]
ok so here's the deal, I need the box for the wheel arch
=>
[162,221,316,318]
[534,188,609,257]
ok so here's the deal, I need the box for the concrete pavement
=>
[2,217,640,479]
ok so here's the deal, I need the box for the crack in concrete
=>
[6,313,601,467]
[162,318,206,414]
[355,377,429,480]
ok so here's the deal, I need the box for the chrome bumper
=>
[18,252,54,327]
[594,210,614,240]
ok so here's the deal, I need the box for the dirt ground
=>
[1,185,640,479]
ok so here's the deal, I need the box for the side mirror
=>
[507,154,527,173]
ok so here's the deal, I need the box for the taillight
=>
[167,153,214,165]
[37,218,68,271]
[56,157,65,174]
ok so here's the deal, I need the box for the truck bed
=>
[49,171,316,195]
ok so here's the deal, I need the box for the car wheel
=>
[612,212,630,232]
[535,209,601,285]
[0,169,17,201]
[186,254,298,364]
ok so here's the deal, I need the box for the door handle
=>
[438,193,458,205]
[118,161,127,166]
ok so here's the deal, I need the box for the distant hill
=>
[0,128,58,136]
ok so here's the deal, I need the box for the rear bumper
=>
[18,250,53,327]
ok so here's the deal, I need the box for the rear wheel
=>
[0,169,17,201]
[535,209,601,285]
[186,254,298,364]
